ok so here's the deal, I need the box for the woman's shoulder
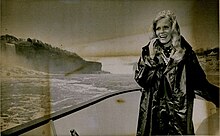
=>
[142,42,150,50]
[180,36,193,51]
[180,36,199,61]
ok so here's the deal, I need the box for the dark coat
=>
[134,36,219,136]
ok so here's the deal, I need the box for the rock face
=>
[1,34,105,74]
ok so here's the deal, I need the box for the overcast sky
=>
[1,0,218,57]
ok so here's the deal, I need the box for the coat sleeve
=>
[187,50,219,107]
[134,46,163,90]
[134,55,147,88]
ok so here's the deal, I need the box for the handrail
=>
[1,88,141,136]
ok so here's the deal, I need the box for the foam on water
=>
[0,74,146,131]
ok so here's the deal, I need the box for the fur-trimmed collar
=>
[147,36,191,64]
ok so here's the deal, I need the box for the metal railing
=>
[1,88,141,136]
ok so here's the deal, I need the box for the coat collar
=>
[147,36,190,74]
[164,36,192,74]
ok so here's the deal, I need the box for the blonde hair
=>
[149,10,181,49]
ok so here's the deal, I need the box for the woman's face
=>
[155,17,172,44]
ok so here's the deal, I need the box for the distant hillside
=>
[1,34,108,74]
[195,47,219,57]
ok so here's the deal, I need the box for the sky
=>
[1,0,219,58]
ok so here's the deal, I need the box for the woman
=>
[134,10,219,135]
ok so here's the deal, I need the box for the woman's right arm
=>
[134,46,161,89]
[134,55,147,88]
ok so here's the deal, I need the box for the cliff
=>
[1,34,106,74]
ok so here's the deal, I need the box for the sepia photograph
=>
[1,0,219,135]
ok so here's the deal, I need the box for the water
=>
[0,74,140,131]
[1,57,219,132]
